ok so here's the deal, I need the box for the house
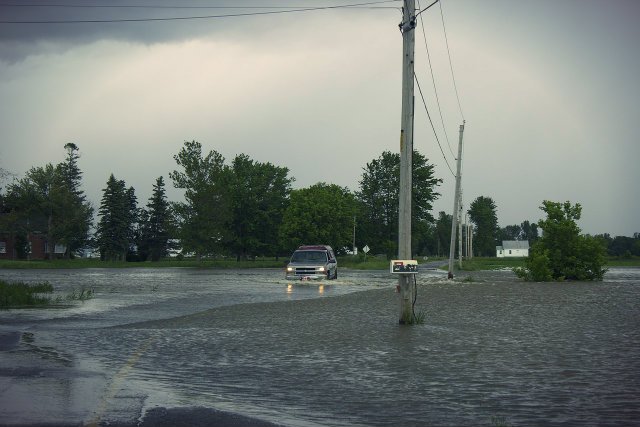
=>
[0,233,65,260]
[496,240,529,258]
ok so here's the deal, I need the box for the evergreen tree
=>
[141,176,171,261]
[51,143,93,257]
[96,174,131,261]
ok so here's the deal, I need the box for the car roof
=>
[297,245,332,251]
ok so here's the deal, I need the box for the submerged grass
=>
[0,279,94,308]
[0,279,54,307]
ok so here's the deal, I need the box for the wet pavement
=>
[1,267,639,426]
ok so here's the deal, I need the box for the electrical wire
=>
[0,0,401,24]
[414,73,455,177]
[416,0,455,159]
[0,2,401,9]
[439,0,464,122]
[414,0,438,18]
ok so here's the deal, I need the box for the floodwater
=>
[1,267,639,426]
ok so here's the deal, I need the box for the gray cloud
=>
[1,0,638,236]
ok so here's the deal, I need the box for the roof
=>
[501,240,529,250]
[297,245,333,251]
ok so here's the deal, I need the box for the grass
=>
[0,279,94,308]
[607,256,640,267]
[0,279,54,307]
[3,256,638,270]
[0,257,287,269]
[452,257,527,271]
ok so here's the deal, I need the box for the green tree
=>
[515,201,607,281]
[468,196,499,256]
[6,164,60,258]
[520,220,539,243]
[138,176,171,261]
[279,183,356,254]
[3,145,93,259]
[499,224,522,241]
[435,211,452,257]
[96,174,135,261]
[356,150,441,258]
[227,154,292,260]
[55,143,94,258]
[170,141,230,259]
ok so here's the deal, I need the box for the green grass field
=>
[1,256,638,270]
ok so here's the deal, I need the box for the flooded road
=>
[1,267,639,426]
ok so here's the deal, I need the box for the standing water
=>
[1,267,639,426]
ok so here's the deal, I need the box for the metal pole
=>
[352,215,356,255]
[448,121,465,279]
[398,0,416,324]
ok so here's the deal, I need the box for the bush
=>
[517,201,607,281]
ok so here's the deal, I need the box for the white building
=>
[496,240,529,258]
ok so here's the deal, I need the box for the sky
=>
[0,0,638,238]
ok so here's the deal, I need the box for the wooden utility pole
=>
[398,0,416,324]
[448,121,465,279]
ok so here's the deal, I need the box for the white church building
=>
[496,240,530,258]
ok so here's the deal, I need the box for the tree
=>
[279,183,356,254]
[499,224,522,241]
[169,141,230,259]
[515,201,607,281]
[6,164,60,258]
[356,150,441,258]
[227,154,292,260]
[4,145,93,259]
[468,196,498,256]
[520,220,539,243]
[51,143,93,257]
[435,211,452,257]
[95,174,135,261]
[138,176,171,261]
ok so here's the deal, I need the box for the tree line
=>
[0,141,442,261]
[1,141,637,262]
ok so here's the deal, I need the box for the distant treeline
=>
[1,141,636,262]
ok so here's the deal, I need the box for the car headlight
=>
[286,266,293,272]
[317,266,325,272]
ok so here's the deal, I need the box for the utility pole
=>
[352,215,357,255]
[458,200,463,268]
[398,0,416,324]
[448,121,465,279]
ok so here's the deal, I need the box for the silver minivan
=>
[285,245,338,280]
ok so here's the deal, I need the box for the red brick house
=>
[0,233,52,260]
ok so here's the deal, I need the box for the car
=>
[285,245,338,280]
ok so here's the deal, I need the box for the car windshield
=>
[290,250,327,263]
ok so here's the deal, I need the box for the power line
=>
[416,0,455,159]
[0,2,400,9]
[0,0,400,24]
[439,0,464,122]
[414,73,455,177]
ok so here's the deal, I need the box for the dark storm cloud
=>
[0,1,240,61]
[0,0,396,62]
